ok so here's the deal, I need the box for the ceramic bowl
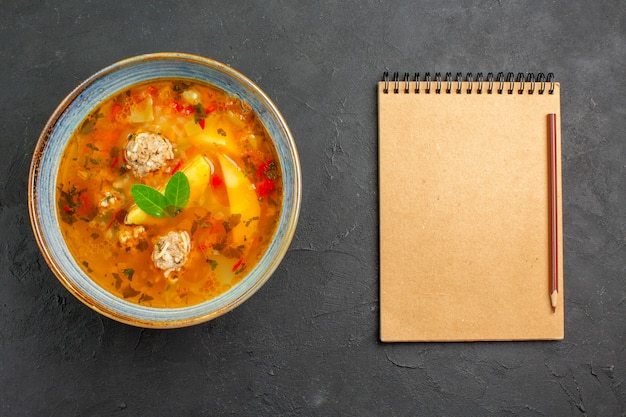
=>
[29,53,301,328]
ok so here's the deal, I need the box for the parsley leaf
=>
[122,268,135,281]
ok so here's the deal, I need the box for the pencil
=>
[548,113,558,313]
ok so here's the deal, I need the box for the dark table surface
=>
[1,1,624,416]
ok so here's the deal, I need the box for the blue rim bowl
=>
[28,53,301,328]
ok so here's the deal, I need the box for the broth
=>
[56,79,282,308]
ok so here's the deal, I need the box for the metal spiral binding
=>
[506,72,515,94]
[403,72,410,93]
[526,73,535,94]
[382,71,554,94]
[466,72,473,94]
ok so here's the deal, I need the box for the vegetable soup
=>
[56,79,282,308]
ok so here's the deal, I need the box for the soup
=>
[56,79,282,308]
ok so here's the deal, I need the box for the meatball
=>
[152,231,191,277]
[124,132,174,177]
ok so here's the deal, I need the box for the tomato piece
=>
[256,178,275,198]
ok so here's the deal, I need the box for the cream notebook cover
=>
[378,72,564,342]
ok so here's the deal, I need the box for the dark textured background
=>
[1,1,624,416]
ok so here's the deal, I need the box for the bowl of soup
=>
[29,53,301,328]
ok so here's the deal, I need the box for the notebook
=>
[378,72,564,342]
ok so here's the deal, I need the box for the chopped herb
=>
[241,155,255,176]
[217,128,227,137]
[122,268,135,281]
[109,146,120,158]
[90,158,101,165]
[58,184,82,225]
[222,213,241,233]
[86,143,99,151]
[138,293,154,303]
[265,167,278,181]
[122,285,141,299]
[79,113,103,134]
[206,259,218,271]
[80,119,96,134]
[59,184,79,208]
[81,261,93,273]
[112,273,122,289]
[257,160,278,180]
[59,206,76,225]
[191,212,213,236]
[90,233,99,240]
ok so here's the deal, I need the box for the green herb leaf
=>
[207,259,218,270]
[130,172,191,219]
[164,171,190,210]
[130,184,169,218]
[80,119,96,134]
[122,268,135,281]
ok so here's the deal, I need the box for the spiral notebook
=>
[378,72,564,342]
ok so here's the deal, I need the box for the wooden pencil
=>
[549,113,558,313]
